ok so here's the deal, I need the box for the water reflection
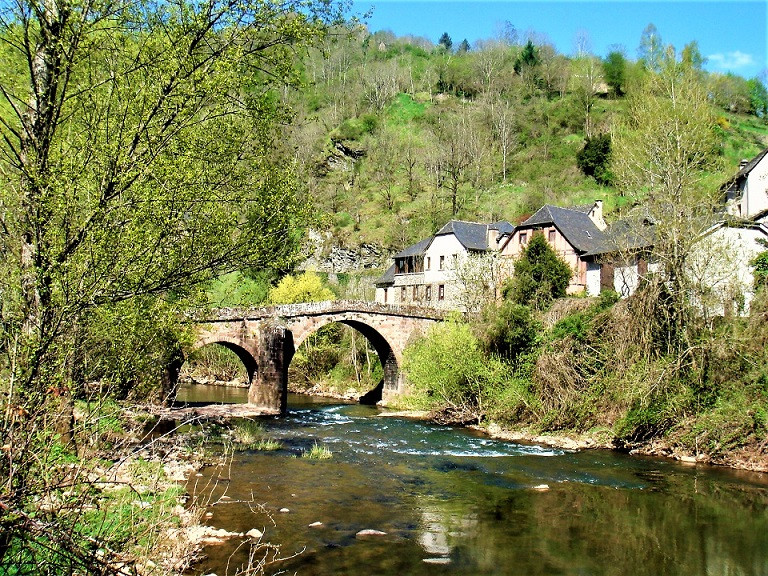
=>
[181,385,768,576]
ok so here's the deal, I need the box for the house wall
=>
[688,225,768,315]
[380,234,472,310]
[586,262,601,296]
[500,227,586,293]
[743,158,768,219]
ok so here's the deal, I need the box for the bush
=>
[576,134,613,185]
[268,271,335,304]
[481,301,541,363]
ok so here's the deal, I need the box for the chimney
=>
[739,158,749,170]
[591,200,606,230]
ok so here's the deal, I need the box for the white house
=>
[724,148,768,222]
[374,220,513,310]
[687,221,768,315]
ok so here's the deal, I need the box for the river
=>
[178,384,768,576]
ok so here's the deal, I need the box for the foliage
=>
[514,40,539,74]
[747,77,768,119]
[577,134,613,185]
[0,0,343,569]
[438,32,453,51]
[479,301,541,363]
[231,420,282,451]
[503,233,573,309]
[612,52,721,359]
[753,250,768,288]
[268,271,336,304]
[402,318,519,424]
[603,51,627,96]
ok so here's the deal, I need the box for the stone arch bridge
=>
[191,301,445,414]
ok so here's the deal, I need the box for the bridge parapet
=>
[195,300,447,323]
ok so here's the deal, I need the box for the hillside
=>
[277,28,768,263]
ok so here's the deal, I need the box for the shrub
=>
[576,134,613,185]
[481,301,541,363]
[268,271,335,304]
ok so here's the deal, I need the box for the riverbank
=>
[471,422,768,473]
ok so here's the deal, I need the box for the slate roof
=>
[582,219,655,257]
[722,147,768,190]
[392,236,432,259]
[490,220,515,235]
[435,220,488,250]
[375,263,395,286]
[435,220,509,251]
[517,204,610,254]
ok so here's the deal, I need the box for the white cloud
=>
[707,51,755,71]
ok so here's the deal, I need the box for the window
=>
[401,286,406,302]
[383,288,388,304]
[439,255,445,270]
[438,284,445,301]
[413,285,418,300]
[548,230,556,243]
[520,232,528,245]
[426,256,431,270]
[425,285,432,301]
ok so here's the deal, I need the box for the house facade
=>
[687,221,768,315]
[375,220,513,310]
[724,148,768,221]
[498,201,608,296]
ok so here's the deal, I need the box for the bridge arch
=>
[190,338,259,384]
[289,315,400,400]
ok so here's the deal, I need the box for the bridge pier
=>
[248,326,292,415]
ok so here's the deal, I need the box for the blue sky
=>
[351,0,768,79]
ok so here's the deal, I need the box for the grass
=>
[230,419,282,451]
[301,441,332,460]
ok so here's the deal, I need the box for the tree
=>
[503,233,572,309]
[514,40,540,95]
[449,251,511,318]
[438,32,453,51]
[611,54,721,358]
[514,39,539,73]
[429,110,473,216]
[0,0,341,569]
[457,39,471,53]
[577,134,613,185]
[747,77,768,119]
[572,55,603,137]
[681,41,706,71]
[637,23,664,71]
[481,301,541,363]
[603,50,627,96]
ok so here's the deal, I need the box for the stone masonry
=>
[192,301,444,414]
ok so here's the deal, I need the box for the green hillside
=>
[278,29,768,254]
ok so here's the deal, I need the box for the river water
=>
[178,385,768,576]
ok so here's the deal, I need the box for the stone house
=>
[497,201,608,295]
[374,220,514,309]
